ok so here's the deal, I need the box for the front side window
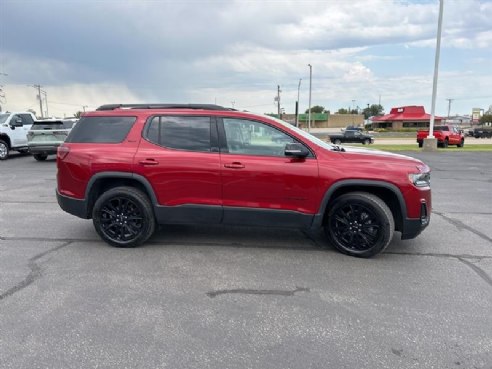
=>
[223,118,298,156]
[145,116,211,152]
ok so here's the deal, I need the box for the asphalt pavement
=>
[0,151,491,369]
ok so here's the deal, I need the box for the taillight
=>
[57,145,70,160]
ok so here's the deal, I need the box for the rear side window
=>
[31,121,65,130]
[145,116,211,152]
[66,116,136,143]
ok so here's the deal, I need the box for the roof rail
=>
[96,104,234,111]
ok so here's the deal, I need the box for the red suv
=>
[56,104,431,257]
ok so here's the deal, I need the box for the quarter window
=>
[223,118,299,157]
[145,116,211,152]
[66,116,136,143]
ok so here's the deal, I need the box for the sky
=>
[0,0,491,118]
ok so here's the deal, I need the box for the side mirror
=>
[285,143,309,158]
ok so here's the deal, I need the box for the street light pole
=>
[308,64,312,132]
[296,78,301,127]
[425,0,444,151]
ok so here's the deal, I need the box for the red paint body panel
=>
[133,138,222,206]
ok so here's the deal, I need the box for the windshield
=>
[0,114,9,124]
[256,114,337,151]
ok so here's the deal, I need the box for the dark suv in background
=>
[56,104,431,257]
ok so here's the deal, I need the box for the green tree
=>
[362,104,384,119]
[74,111,82,118]
[305,105,326,114]
[480,114,492,124]
[337,108,349,114]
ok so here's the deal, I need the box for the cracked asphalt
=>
[0,151,491,369]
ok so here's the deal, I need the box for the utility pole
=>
[277,85,281,118]
[446,98,454,117]
[308,64,312,132]
[231,101,235,109]
[33,84,44,118]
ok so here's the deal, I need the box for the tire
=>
[334,139,342,145]
[324,192,395,258]
[33,154,48,161]
[442,139,448,148]
[92,186,156,248]
[418,141,423,148]
[457,139,464,148]
[363,139,370,145]
[0,139,9,160]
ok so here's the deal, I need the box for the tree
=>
[74,111,82,118]
[305,105,326,114]
[480,114,492,125]
[337,108,349,114]
[363,104,384,119]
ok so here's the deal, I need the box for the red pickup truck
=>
[417,125,465,148]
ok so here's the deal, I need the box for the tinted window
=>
[66,116,136,143]
[31,120,65,130]
[145,116,211,152]
[223,118,297,156]
[434,126,449,131]
[19,114,34,124]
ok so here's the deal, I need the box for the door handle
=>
[224,162,245,169]
[139,158,159,166]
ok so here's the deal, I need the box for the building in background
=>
[371,106,443,130]
[270,112,364,128]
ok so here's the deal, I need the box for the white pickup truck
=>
[0,112,37,160]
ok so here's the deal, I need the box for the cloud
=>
[1,0,490,116]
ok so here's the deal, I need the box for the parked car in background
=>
[0,111,37,160]
[416,125,465,148]
[56,103,431,258]
[27,119,77,161]
[471,127,492,138]
[329,130,374,145]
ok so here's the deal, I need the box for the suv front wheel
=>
[325,192,394,258]
[92,186,156,247]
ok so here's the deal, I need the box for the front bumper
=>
[401,201,430,240]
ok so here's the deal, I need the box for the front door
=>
[218,117,319,228]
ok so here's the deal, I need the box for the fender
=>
[85,171,158,205]
[311,179,407,229]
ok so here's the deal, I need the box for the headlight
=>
[409,172,430,187]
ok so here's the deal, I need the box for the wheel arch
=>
[85,172,158,218]
[0,134,11,148]
[313,180,406,232]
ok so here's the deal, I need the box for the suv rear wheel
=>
[92,186,156,247]
[33,154,48,161]
[325,192,394,258]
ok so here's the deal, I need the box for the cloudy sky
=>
[1,0,491,118]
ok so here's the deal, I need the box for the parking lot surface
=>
[1,151,491,369]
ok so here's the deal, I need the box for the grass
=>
[367,144,492,152]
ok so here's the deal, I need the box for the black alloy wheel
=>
[325,192,394,258]
[92,187,155,247]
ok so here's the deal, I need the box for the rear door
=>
[133,115,222,224]
[218,117,319,227]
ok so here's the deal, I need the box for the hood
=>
[339,146,427,171]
